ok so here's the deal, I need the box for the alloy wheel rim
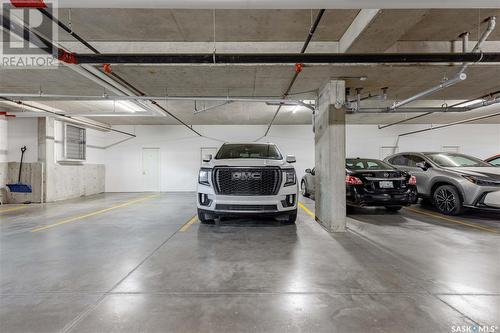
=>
[435,189,457,213]
[301,182,306,195]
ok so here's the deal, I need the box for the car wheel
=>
[301,180,310,197]
[284,209,297,224]
[385,205,402,212]
[197,208,215,224]
[433,185,463,216]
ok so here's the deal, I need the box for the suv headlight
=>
[463,175,500,186]
[199,168,211,186]
[283,169,296,187]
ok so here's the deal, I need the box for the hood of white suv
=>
[203,158,293,168]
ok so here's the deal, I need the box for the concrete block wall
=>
[46,164,105,202]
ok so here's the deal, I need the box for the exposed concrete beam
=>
[59,41,340,54]
[339,9,380,53]
[387,41,500,53]
[60,40,500,55]
[54,0,500,9]
[346,9,429,53]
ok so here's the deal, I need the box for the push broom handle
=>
[18,146,26,183]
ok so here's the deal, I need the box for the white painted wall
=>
[7,118,38,163]
[5,117,107,164]
[105,124,500,192]
[104,125,314,192]
[5,120,500,194]
[347,124,500,160]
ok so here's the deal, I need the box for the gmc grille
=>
[214,167,281,195]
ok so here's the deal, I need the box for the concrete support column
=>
[0,114,8,203]
[38,117,55,203]
[314,80,347,232]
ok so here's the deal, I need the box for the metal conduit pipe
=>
[459,16,496,74]
[398,111,500,137]
[0,93,314,107]
[1,98,136,137]
[12,9,203,136]
[353,107,471,113]
[378,88,500,128]
[389,73,467,110]
[359,97,500,114]
[381,16,496,117]
[263,9,326,138]
[28,9,202,134]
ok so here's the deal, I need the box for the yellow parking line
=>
[405,207,499,234]
[299,202,315,219]
[179,215,198,232]
[0,206,29,214]
[31,194,159,233]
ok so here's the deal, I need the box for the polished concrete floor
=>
[0,193,498,333]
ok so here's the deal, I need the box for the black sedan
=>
[301,158,418,211]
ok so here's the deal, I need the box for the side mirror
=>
[202,154,212,162]
[305,168,312,174]
[286,155,296,163]
[416,161,430,170]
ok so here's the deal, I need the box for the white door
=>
[142,148,160,192]
[200,147,218,164]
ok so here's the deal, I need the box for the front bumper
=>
[197,183,298,215]
[347,186,418,207]
[466,187,500,210]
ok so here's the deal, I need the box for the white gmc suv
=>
[197,143,298,224]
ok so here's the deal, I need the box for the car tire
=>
[197,208,215,224]
[301,180,310,198]
[284,209,297,224]
[433,185,464,216]
[385,205,402,212]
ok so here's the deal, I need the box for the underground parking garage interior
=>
[1,1,500,332]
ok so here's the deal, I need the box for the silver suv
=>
[197,143,298,224]
[385,152,500,215]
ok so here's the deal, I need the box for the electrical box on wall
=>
[61,123,86,163]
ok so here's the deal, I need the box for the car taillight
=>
[346,175,363,185]
[408,176,417,185]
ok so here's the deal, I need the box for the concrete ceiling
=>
[1,8,500,126]
[57,9,359,42]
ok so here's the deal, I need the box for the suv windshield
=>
[346,158,394,170]
[424,153,490,167]
[215,144,282,160]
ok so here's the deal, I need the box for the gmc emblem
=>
[232,171,262,181]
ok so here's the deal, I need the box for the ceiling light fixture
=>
[116,101,140,113]
[330,76,368,81]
